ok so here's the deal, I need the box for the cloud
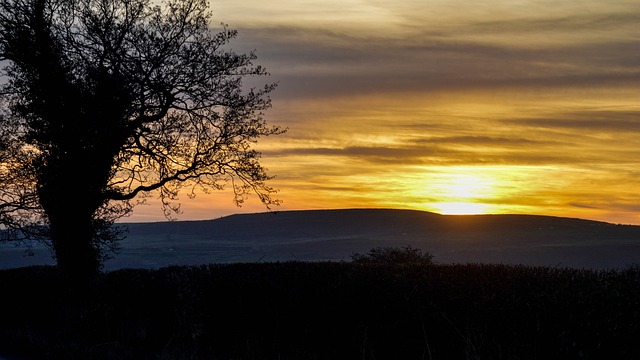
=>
[508,110,640,133]
[233,23,639,100]
[425,136,558,147]
[264,142,596,168]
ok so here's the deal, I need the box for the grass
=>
[0,261,639,359]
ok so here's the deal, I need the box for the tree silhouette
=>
[0,0,282,275]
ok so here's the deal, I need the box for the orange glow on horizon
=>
[431,202,489,215]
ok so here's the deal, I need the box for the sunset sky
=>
[131,0,640,224]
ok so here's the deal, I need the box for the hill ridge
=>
[114,208,640,270]
[2,209,639,270]
[125,208,620,226]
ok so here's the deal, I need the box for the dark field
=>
[1,261,639,359]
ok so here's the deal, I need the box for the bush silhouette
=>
[351,245,434,265]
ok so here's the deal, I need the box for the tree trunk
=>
[37,155,105,278]
[48,210,101,277]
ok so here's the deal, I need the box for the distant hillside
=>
[2,209,640,270]
[110,208,640,270]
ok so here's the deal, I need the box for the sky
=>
[130,0,640,224]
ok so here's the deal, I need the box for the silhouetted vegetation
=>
[351,245,434,265]
[0,0,281,275]
[1,261,638,359]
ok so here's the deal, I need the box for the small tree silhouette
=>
[351,245,434,266]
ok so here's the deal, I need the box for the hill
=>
[2,208,640,270]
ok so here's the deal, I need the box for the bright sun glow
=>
[412,169,502,215]
[432,201,488,215]
[435,172,495,215]
[442,174,491,199]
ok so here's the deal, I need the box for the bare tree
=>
[0,0,283,275]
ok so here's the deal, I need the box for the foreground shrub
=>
[351,245,434,265]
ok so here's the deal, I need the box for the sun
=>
[432,201,488,215]
[413,169,499,215]
[444,175,489,198]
